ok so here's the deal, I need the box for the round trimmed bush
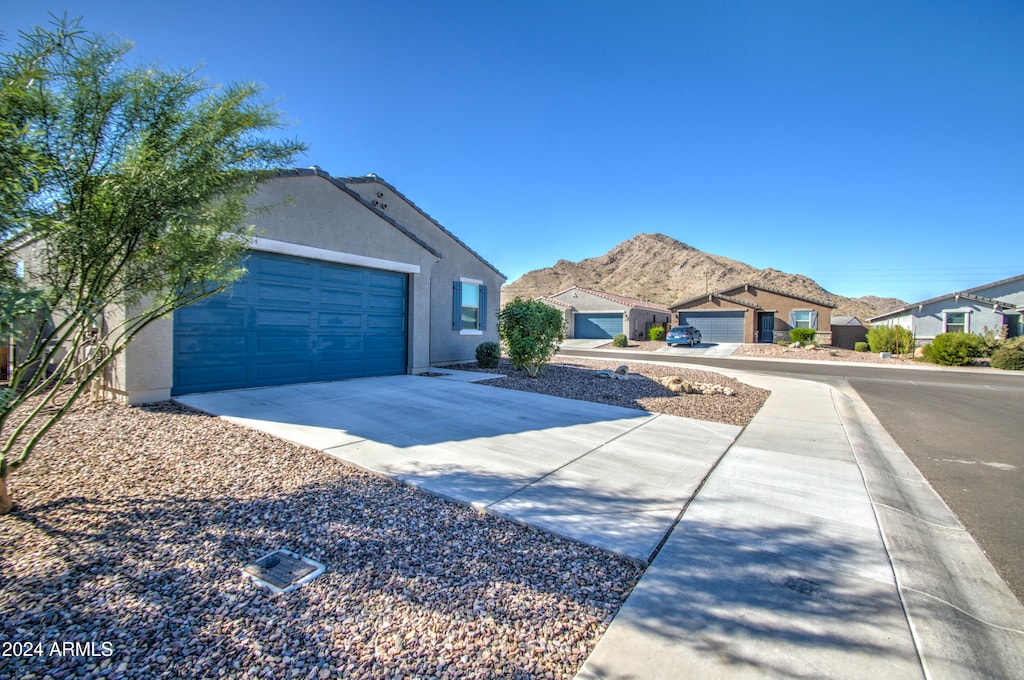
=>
[612,333,629,348]
[991,347,1024,371]
[790,328,817,345]
[649,326,666,342]
[475,341,501,368]
[922,332,986,366]
[854,341,869,352]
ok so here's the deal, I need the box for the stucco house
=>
[670,283,835,344]
[538,287,673,340]
[22,167,505,403]
[868,274,1024,343]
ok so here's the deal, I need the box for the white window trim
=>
[459,329,484,336]
[251,237,420,274]
[459,276,483,285]
[943,310,971,334]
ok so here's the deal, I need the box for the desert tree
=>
[0,16,306,513]
[498,298,565,378]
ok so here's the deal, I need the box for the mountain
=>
[500,233,905,320]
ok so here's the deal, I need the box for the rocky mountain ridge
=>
[500,233,905,320]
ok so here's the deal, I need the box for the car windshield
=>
[670,327,688,333]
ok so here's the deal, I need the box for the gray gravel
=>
[1,400,643,679]
[451,357,770,427]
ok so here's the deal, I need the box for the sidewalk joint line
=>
[483,414,661,509]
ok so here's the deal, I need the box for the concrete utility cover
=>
[243,549,325,594]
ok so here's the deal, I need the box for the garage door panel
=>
[367,313,405,330]
[173,251,408,395]
[367,293,406,313]
[256,256,314,280]
[177,306,247,327]
[255,334,310,353]
[175,364,248,391]
[255,360,313,382]
[318,312,363,329]
[319,289,365,308]
[256,282,312,304]
[319,266,366,286]
[176,333,247,355]
[255,309,312,327]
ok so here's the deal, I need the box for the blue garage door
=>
[679,311,745,343]
[575,312,624,339]
[172,251,407,395]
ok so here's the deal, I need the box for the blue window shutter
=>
[479,285,488,331]
[788,310,797,328]
[452,281,462,331]
[809,310,818,329]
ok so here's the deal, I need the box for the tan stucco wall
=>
[674,287,833,343]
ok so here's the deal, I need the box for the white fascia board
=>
[251,237,421,274]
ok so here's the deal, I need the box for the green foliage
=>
[474,341,501,368]
[980,326,1008,356]
[990,346,1024,371]
[867,325,915,354]
[789,328,817,344]
[0,16,305,504]
[854,341,869,352]
[498,298,565,378]
[776,339,791,346]
[612,333,629,347]
[922,332,986,366]
[648,326,666,341]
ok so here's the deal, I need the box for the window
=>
[461,283,480,329]
[945,312,966,334]
[453,280,487,334]
[791,310,816,328]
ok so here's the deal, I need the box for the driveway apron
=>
[176,374,741,563]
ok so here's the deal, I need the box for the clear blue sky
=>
[4,1,1022,302]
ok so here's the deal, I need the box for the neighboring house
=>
[830,316,868,350]
[19,167,505,404]
[869,274,1024,343]
[670,283,835,344]
[538,286,673,340]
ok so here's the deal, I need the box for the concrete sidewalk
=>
[177,373,740,563]
[576,372,1024,679]
[177,369,1024,678]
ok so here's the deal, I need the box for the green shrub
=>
[922,332,986,366]
[648,326,666,342]
[854,342,869,352]
[498,298,565,378]
[475,341,501,368]
[980,325,1009,356]
[789,328,817,345]
[867,325,915,354]
[776,339,791,346]
[612,333,629,347]
[991,346,1024,371]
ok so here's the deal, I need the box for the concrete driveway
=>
[657,342,741,357]
[176,373,740,563]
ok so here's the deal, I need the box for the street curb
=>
[830,383,1024,679]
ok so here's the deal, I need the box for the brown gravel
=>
[731,343,921,364]
[450,358,769,427]
[0,399,643,679]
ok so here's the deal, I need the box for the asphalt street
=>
[561,348,1024,602]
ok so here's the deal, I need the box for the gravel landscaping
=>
[451,357,770,427]
[1,399,643,679]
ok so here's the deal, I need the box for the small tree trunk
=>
[0,477,12,515]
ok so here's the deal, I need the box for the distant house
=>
[869,274,1024,343]
[830,316,868,350]
[670,283,835,344]
[538,286,673,340]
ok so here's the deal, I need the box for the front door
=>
[758,313,775,343]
